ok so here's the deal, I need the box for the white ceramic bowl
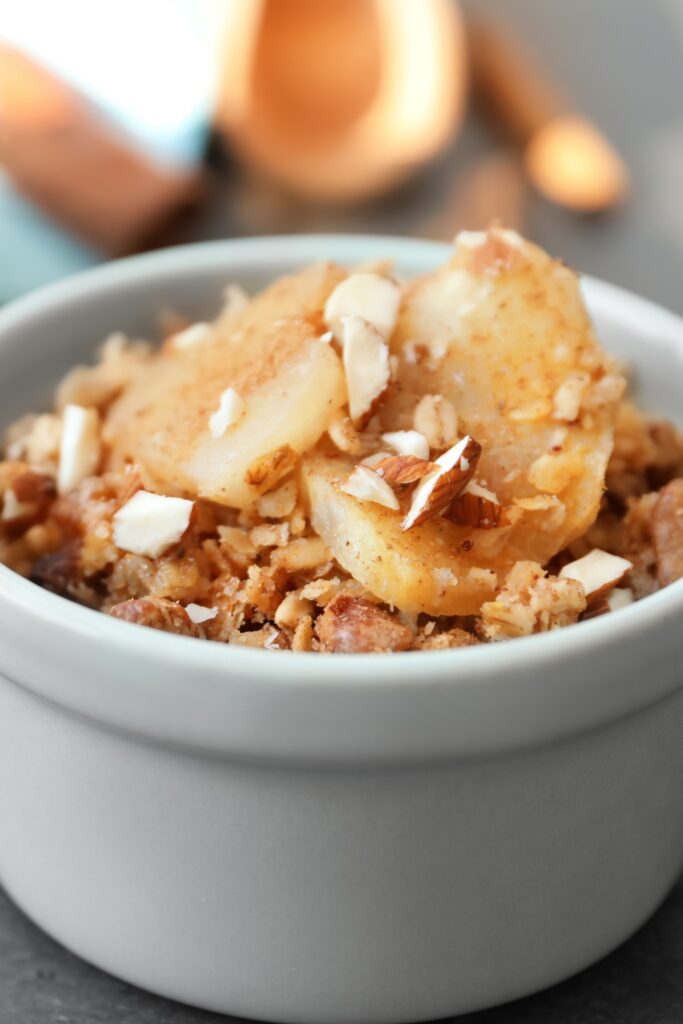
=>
[1,237,683,1024]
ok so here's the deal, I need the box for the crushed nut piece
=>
[413,394,458,450]
[341,315,390,425]
[403,436,481,530]
[651,479,683,586]
[373,455,438,486]
[327,412,363,455]
[110,597,201,636]
[560,549,632,600]
[381,429,430,461]
[553,373,589,422]
[113,491,193,558]
[257,479,298,518]
[57,405,101,495]
[324,272,401,340]
[480,561,586,640]
[342,465,400,511]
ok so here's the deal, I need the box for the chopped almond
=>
[448,480,502,529]
[372,455,438,486]
[185,603,219,625]
[381,429,430,461]
[342,465,400,511]
[57,404,101,494]
[209,387,245,439]
[607,587,634,612]
[413,394,458,450]
[560,549,632,600]
[274,592,315,630]
[324,272,401,340]
[340,316,390,425]
[327,412,363,455]
[113,490,193,558]
[553,373,589,422]
[245,445,298,494]
[402,436,481,530]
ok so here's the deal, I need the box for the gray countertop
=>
[2,1,683,1021]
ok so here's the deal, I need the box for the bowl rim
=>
[1,234,682,762]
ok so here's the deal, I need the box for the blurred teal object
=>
[0,175,101,305]
[0,0,218,303]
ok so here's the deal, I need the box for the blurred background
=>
[1,0,682,311]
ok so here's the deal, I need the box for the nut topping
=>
[559,549,632,600]
[381,429,430,461]
[340,316,390,425]
[402,435,481,530]
[323,272,401,340]
[651,478,683,586]
[342,465,400,511]
[373,455,438,486]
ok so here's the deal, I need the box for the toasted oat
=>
[250,523,290,550]
[413,394,458,451]
[245,445,298,495]
[291,615,315,651]
[270,536,330,573]
[415,627,479,650]
[480,561,586,641]
[257,479,298,518]
[274,592,315,629]
[316,594,413,653]
[327,412,363,455]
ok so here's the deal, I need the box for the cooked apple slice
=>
[381,227,625,565]
[304,452,521,616]
[105,264,348,507]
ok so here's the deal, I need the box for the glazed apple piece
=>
[381,227,625,564]
[105,264,348,508]
[304,452,511,616]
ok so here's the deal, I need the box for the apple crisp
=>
[2,229,683,653]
